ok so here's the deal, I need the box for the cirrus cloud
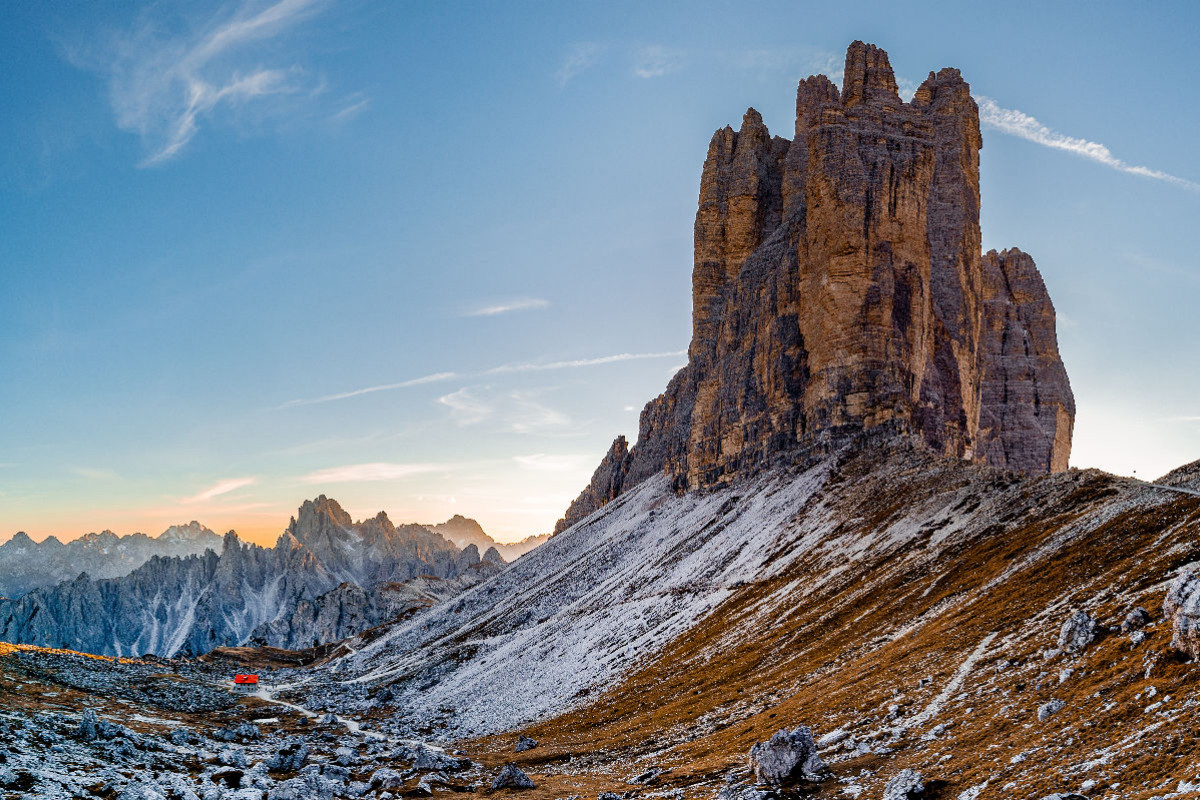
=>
[72,0,339,166]
[300,462,442,484]
[977,96,1199,192]
[179,477,257,504]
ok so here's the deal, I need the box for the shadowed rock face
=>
[556,41,1073,533]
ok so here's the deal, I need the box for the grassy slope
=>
[469,448,1200,798]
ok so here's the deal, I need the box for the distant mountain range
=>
[0,497,510,657]
[431,515,551,561]
[0,521,222,599]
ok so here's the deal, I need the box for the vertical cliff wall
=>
[555,41,1073,533]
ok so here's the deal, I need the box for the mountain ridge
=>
[0,521,223,599]
[0,496,504,656]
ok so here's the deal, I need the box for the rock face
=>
[1164,569,1200,659]
[251,571,498,650]
[748,727,826,784]
[0,496,502,657]
[556,41,1073,532]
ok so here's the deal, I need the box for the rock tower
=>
[557,42,1074,532]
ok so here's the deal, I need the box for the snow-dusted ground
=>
[311,463,835,737]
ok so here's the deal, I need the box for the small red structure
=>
[233,674,259,688]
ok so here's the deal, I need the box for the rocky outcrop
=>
[1164,569,1200,659]
[491,764,535,790]
[1057,610,1097,653]
[0,496,503,657]
[557,41,1073,533]
[748,727,826,784]
[883,770,925,800]
[554,436,632,533]
[977,248,1075,473]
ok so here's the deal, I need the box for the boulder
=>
[369,767,405,790]
[265,738,309,772]
[1122,607,1151,632]
[515,735,538,752]
[1058,610,1096,653]
[1037,699,1065,722]
[492,764,536,790]
[398,742,471,772]
[267,773,337,800]
[883,770,925,800]
[77,709,99,741]
[748,727,827,784]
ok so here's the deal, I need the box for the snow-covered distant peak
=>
[157,521,219,542]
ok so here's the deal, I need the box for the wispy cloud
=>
[72,467,119,481]
[463,298,549,317]
[513,453,591,472]
[79,0,331,165]
[180,477,257,504]
[332,94,371,122]
[438,388,494,427]
[506,391,570,434]
[301,462,440,484]
[977,97,1200,192]
[555,42,603,87]
[279,350,686,408]
[486,350,686,375]
[279,372,457,409]
[632,45,683,79]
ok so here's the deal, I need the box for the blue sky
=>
[2,0,1198,545]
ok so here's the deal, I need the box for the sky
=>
[2,1,1198,546]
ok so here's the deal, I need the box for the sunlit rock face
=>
[556,41,1073,533]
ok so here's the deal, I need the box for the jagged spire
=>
[841,40,900,106]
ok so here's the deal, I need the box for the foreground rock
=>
[748,727,826,784]
[491,764,536,790]
[1165,569,1200,658]
[1058,610,1097,653]
[557,40,1074,533]
[883,769,925,800]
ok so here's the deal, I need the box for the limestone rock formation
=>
[883,770,925,800]
[1164,569,1200,659]
[748,727,826,784]
[557,41,1073,533]
[1058,610,1097,654]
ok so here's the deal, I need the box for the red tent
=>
[233,674,259,685]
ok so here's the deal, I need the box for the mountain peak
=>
[556,40,1074,534]
[158,521,218,542]
[841,40,899,106]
